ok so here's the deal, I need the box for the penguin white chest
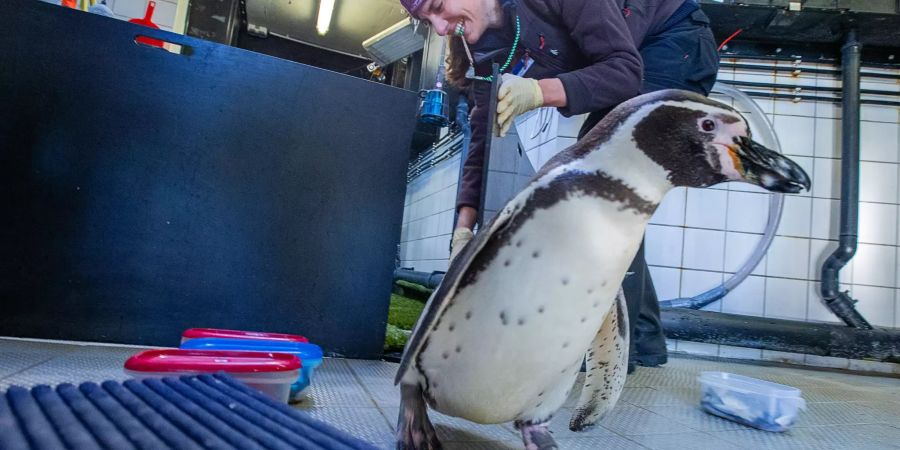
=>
[413,195,649,423]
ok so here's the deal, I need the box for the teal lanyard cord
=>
[460,15,521,82]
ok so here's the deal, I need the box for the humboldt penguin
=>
[395,89,810,450]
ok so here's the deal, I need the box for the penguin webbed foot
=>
[397,384,442,450]
[568,410,600,432]
[515,421,559,450]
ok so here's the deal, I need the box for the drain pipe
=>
[393,268,444,290]
[819,29,873,330]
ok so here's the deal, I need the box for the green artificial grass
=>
[388,293,427,330]
[384,287,429,352]
[384,324,412,351]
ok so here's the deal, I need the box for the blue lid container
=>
[181,338,323,400]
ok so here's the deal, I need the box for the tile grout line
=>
[613,434,655,450]
[344,360,410,436]
[0,345,79,386]
[647,264,900,291]
[895,137,900,329]
[651,221,900,245]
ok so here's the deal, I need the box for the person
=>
[401,0,719,372]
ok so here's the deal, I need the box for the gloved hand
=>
[496,73,544,137]
[449,227,475,263]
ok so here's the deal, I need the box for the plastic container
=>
[180,338,323,401]
[180,328,309,344]
[698,371,806,432]
[125,349,300,403]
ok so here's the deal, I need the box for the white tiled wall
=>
[399,59,900,373]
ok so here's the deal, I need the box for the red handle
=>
[143,0,156,21]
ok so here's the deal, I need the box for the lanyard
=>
[458,15,521,82]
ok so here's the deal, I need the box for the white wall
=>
[400,153,460,274]
[399,60,899,373]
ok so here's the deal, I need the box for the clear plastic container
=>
[124,349,301,403]
[699,371,806,432]
[180,338,323,402]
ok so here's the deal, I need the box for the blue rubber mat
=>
[0,373,380,450]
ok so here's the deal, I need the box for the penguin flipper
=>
[569,288,630,431]
[394,204,517,385]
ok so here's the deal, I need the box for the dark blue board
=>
[0,0,417,358]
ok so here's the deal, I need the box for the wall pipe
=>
[393,268,444,290]
[661,308,898,363]
[819,29,873,330]
[719,62,899,80]
[722,79,900,99]
[723,90,900,108]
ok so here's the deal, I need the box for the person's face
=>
[414,0,490,44]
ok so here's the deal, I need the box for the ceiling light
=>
[316,0,335,35]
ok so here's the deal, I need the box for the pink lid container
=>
[125,349,301,373]
[124,349,301,402]
[181,328,309,344]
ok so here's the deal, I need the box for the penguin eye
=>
[701,119,716,132]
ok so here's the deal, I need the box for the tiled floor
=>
[1,337,898,449]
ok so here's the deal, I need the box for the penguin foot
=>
[515,421,558,450]
[397,384,442,450]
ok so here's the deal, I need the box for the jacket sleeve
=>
[549,0,643,116]
[455,80,492,212]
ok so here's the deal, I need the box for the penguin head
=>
[629,90,811,193]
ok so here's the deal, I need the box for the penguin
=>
[395,89,810,450]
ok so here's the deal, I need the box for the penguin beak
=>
[733,136,811,194]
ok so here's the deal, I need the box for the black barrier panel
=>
[0,0,417,358]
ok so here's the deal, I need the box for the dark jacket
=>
[457,0,686,212]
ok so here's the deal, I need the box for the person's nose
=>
[426,15,450,36]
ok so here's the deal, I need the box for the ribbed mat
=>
[0,373,380,450]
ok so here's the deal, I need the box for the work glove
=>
[496,73,544,137]
[449,227,475,264]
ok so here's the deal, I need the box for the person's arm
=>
[456,81,492,216]
[538,78,567,108]
[546,0,643,115]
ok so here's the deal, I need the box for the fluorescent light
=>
[317,0,335,35]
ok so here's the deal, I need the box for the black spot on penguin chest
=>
[616,301,628,339]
